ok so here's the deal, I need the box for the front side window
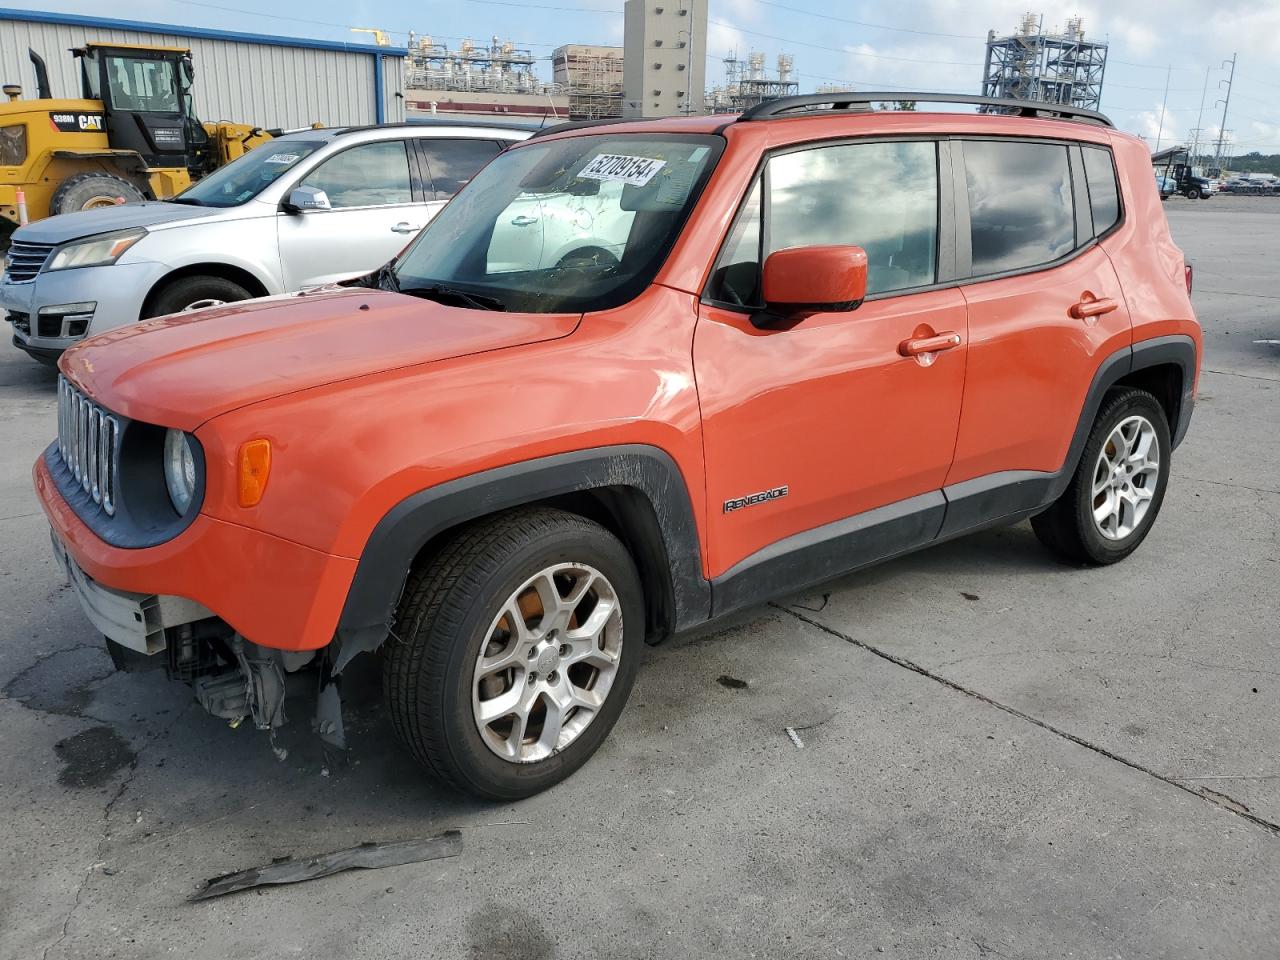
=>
[104,57,180,114]
[301,141,413,209]
[965,140,1075,276]
[394,133,722,313]
[707,140,939,305]
[173,140,324,208]
[420,139,504,199]
[1082,145,1120,236]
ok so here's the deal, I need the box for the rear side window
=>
[964,140,1075,276]
[419,139,504,199]
[706,139,939,304]
[1082,145,1121,236]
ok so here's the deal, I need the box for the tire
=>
[1188,187,1204,200]
[1032,388,1171,565]
[143,275,253,318]
[383,507,644,800]
[50,173,145,216]
[556,247,618,269]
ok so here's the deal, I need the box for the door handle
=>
[1070,295,1119,319]
[899,331,962,357]
[391,222,421,234]
[510,215,539,227]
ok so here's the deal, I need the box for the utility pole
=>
[1214,53,1237,165]
[1154,64,1171,153]
[1190,65,1212,164]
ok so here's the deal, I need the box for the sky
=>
[20,0,1280,154]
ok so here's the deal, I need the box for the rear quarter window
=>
[1082,145,1121,236]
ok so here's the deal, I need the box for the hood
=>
[14,201,227,245]
[60,287,581,430]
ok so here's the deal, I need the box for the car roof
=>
[528,94,1119,145]
[272,122,531,144]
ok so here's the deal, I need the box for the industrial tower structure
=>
[622,0,708,118]
[981,14,1108,111]
[706,51,799,112]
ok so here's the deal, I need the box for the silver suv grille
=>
[57,375,120,516]
[3,240,56,283]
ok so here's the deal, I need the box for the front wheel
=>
[383,508,644,799]
[143,275,252,318]
[1032,388,1171,565]
[1188,187,1204,200]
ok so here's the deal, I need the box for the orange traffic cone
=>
[15,187,28,225]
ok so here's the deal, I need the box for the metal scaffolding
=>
[552,44,624,120]
[404,34,550,95]
[981,14,1107,110]
[707,51,799,113]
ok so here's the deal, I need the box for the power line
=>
[708,17,983,66]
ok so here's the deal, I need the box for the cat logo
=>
[49,112,105,133]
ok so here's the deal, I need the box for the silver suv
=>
[2,122,529,364]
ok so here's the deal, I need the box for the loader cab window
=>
[103,56,182,114]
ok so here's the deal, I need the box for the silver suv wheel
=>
[472,562,623,763]
[1091,414,1159,540]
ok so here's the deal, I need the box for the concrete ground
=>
[1,195,1277,959]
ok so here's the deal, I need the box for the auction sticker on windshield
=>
[579,154,667,187]
[264,153,301,165]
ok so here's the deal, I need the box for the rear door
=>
[945,138,1132,496]
[276,139,428,288]
[694,138,968,581]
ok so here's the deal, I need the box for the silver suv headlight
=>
[47,228,146,272]
[163,429,197,514]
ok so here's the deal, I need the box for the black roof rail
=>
[527,117,636,139]
[737,92,1113,128]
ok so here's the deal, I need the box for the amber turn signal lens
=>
[237,439,271,507]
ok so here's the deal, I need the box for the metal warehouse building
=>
[0,7,406,128]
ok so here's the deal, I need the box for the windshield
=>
[174,140,324,208]
[393,133,723,313]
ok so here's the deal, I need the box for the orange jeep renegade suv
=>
[37,94,1200,799]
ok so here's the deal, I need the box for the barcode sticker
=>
[578,154,667,187]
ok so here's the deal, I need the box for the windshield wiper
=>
[399,284,507,312]
[168,197,203,206]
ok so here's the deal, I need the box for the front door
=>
[694,138,967,581]
[277,139,434,288]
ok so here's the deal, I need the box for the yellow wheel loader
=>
[1,43,277,240]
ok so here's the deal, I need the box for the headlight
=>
[47,229,146,272]
[163,429,197,514]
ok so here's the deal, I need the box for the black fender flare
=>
[1055,333,1197,500]
[334,445,710,668]
[939,334,1197,539]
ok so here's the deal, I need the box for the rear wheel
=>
[50,173,145,216]
[383,508,644,799]
[143,275,253,318]
[1032,388,1171,565]
[1187,187,1204,200]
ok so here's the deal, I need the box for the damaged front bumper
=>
[52,531,348,749]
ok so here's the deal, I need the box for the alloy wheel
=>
[182,298,226,311]
[1091,414,1160,540]
[471,563,623,763]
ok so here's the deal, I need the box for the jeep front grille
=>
[57,375,120,516]
[3,240,55,283]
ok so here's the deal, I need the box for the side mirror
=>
[285,185,330,213]
[752,245,868,330]
[181,57,195,85]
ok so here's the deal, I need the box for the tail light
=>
[1185,264,1193,294]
